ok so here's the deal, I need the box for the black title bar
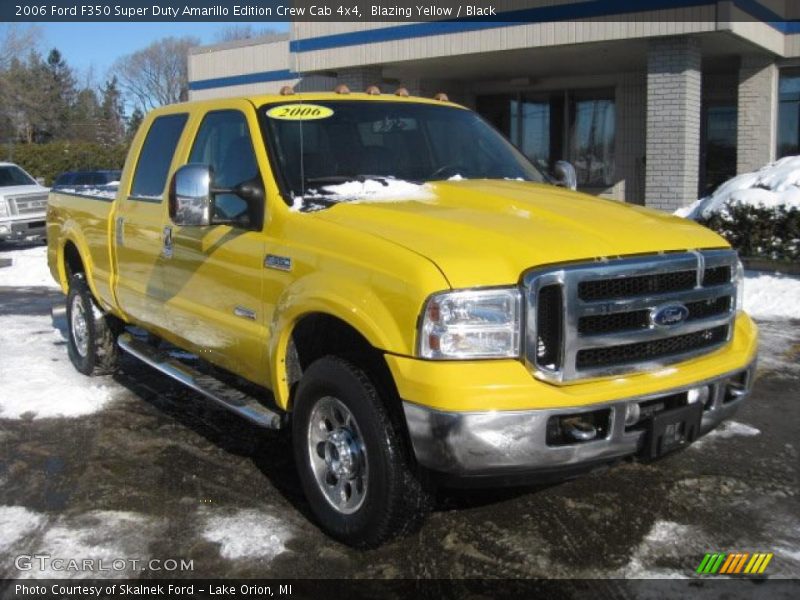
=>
[3,0,799,23]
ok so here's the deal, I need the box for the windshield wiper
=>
[304,174,418,188]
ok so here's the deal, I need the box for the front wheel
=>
[292,356,430,547]
[66,274,120,376]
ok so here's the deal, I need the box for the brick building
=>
[187,2,800,211]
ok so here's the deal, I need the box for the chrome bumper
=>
[403,361,756,478]
[0,217,46,240]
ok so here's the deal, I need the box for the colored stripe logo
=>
[696,552,773,575]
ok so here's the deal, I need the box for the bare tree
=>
[112,36,199,111]
[0,24,41,70]
[214,25,279,43]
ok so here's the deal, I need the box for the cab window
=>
[189,110,258,225]
[130,113,188,200]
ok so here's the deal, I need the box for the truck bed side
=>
[47,189,119,315]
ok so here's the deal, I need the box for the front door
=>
[160,102,267,385]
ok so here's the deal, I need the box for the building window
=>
[477,89,615,187]
[778,68,800,159]
[700,104,737,196]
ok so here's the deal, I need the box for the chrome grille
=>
[10,194,48,215]
[524,250,738,382]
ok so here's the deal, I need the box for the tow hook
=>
[562,417,598,442]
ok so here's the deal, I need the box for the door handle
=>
[162,225,173,259]
[115,216,124,247]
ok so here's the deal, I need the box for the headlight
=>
[0,200,8,218]
[735,258,745,313]
[419,288,522,359]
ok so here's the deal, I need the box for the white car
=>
[0,162,49,243]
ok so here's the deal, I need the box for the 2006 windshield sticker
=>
[266,104,334,121]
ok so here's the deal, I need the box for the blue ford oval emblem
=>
[651,303,689,327]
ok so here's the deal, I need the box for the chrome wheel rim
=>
[307,396,368,514]
[70,294,89,358]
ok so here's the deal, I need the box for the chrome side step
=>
[118,333,283,429]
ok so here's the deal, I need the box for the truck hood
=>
[0,184,49,197]
[312,179,728,288]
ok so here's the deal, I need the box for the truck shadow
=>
[109,353,561,520]
[30,290,562,527]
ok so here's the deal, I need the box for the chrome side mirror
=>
[554,160,577,191]
[169,164,212,227]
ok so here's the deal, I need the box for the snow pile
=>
[0,506,47,552]
[292,177,433,211]
[54,185,118,200]
[677,156,800,219]
[201,508,293,561]
[0,245,57,288]
[743,271,800,321]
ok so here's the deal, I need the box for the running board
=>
[118,333,283,429]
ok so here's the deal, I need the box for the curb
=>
[742,257,800,276]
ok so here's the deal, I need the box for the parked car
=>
[0,162,49,243]
[46,90,758,547]
[52,170,121,189]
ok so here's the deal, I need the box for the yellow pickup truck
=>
[47,90,758,547]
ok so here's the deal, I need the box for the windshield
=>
[260,100,546,207]
[0,165,37,187]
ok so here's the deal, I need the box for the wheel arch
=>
[57,225,101,301]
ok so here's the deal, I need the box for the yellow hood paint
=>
[312,179,728,288]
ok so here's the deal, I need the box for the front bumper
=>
[0,217,46,241]
[404,360,756,479]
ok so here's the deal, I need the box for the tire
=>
[66,273,120,376]
[292,355,430,547]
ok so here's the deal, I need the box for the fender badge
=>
[265,254,292,272]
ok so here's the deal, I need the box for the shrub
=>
[698,203,800,262]
[2,141,128,186]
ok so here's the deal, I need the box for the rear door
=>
[113,111,189,330]
[160,101,267,384]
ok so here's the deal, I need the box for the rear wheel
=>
[292,356,430,547]
[66,273,120,376]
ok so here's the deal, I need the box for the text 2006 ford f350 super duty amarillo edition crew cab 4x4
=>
[47,90,758,547]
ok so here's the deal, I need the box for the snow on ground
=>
[756,320,800,378]
[619,520,693,579]
[0,313,115,419]
[201,508,293,562]
[742,271,800,321]
[12,510,163,579]
[677,155,800,219]
[0,506,47,553]
[291,177,434,211]
[691,421,760,450]
[0,245,115,420]
[0,244,57,288]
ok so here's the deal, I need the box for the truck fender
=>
[267,273,410,410]
[56,220,101,300]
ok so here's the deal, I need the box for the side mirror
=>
[553,161,577,191]
[35,177,46,186]
[169,164,212,227]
